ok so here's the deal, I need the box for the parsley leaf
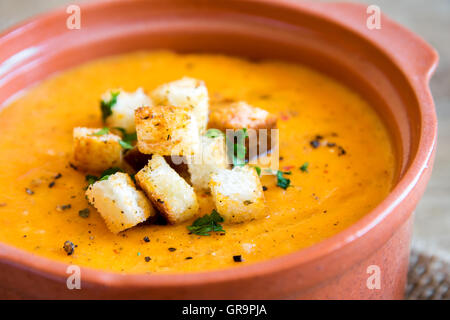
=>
[230,128,248,167]
[114,127,137,143]
[119,140,133,150]
[85,175,98,185]
[254,166,261,176]
[187,210,225,236]
[91,127,109,136]
[205,128,224,138]
[114,127,137,150]
[276,170,291,189]
[85,167,123,185]
[300,162,309,173]
[100,91,120,122]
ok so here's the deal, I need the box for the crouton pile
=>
[72,77,277,234]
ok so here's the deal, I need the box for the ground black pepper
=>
[63,240,75,255]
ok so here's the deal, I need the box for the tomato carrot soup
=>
[0,51,396,273]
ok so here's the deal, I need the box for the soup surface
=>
[0,51,395,273]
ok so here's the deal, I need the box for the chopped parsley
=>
[92,127,109,136]
[276,170,291,189]
[187,210,225,236]
[119,140,133,150]
[85,175,98,185]
[228,128,248,167]
[300,162,309,173]
[205,128,224,138]
[86,167,124,185]
[114,127,137,143]
[114,127,137,150]
[254,166,261,176]
[100,91,119,122]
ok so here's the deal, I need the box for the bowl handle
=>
[304,2,439,83]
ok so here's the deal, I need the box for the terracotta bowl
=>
[0,0,438,299]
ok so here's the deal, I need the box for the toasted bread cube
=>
[72,127,122,172]
[188,135,228,190]
[209,101,278,157]
[209,166,266,223]
[209,101,277,131]
[102,88,152,133]
[135,105,200,156]
[135,155,199,224]
[151,77,209,133]
[85,172,155,233]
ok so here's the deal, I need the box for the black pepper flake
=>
[262,186,268,191]
[233,255,243,262]
[337,146,346,156]
[144,256,151,262]
[279,156,284,161]
[63,240,75,255]
[157,199,164,204]
[168,247,176,252]
[69,163,78,171]
[57,204,72,211]
[315,135,324,140]
[78,208,90,218]
[48,181,55,188]
[310,140,320,149]
[185,256,193,260]
[143,236,150,243]
[54,173,62,179]
[327,142,336,147]
[25,188,34,195]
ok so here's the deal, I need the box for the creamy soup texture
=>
[0,51,395,273]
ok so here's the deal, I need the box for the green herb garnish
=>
[300,162,309,173]
[114,127,137,143]
[187,210,225,236]
[254,166,261,176]
[276,170,291,189]
[114,127,137,150]
[230,128,248,167]
[119,140,133,150]
[205,128,224,138]
[92,127,109,136]
[85,175,98,185]
[85,167,123,185]
[100,91,120,122]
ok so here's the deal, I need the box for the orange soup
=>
[0,51,395,273]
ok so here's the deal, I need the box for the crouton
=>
[85,172,155,233]
[209,101,277,131]
[151,77,209,133]
[102,88,152,133]
[209,166,266,223]
[135,155,199,224]
[72,127,122,172]
[209,101,278,158]
[135,105,200,156]
[188,134,228,190]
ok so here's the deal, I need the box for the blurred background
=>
[0,0,448,297]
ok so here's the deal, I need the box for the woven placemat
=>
[406,250,450,300]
